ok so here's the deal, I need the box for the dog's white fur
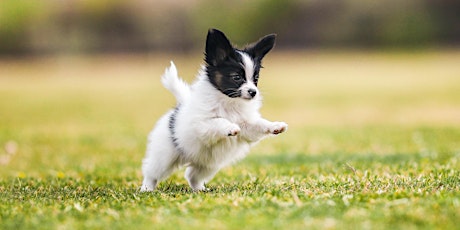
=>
[141,59,287,192]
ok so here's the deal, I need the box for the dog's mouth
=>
[223,88,257,100]
[241,95,253,100]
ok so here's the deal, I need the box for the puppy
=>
[141,29,287,191]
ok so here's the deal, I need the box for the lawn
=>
[1,51,459,229]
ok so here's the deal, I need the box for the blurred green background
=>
[1,0,459,55]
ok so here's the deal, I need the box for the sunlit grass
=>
[1,50,460,229]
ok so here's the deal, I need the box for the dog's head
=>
[204,29,276,100]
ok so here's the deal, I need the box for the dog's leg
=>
[241,118,288,142]
[140,177,158,192]
[184,165,219,191]
[141,146,179,192]
[264,120,288,135]
[141,156,179,192]
[197,118,241,143]
[141,161,178,192]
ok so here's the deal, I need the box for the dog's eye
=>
[252,73,260,86]
[232,74,242,82]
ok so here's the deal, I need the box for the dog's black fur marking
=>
[168,106,181,149]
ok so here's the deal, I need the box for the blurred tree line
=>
[0,0,459,55]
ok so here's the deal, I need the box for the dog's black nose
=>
[248,88,257,98]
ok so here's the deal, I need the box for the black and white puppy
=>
[141,29,287,191]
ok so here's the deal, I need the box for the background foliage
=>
[0,0,459,55]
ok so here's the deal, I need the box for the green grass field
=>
[1,51,459,229]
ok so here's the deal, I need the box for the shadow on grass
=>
[155,182,192,194]
[152,181,246,194]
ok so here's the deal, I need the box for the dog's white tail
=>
[161,61,191,104]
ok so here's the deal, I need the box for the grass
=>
[1,50,460,229]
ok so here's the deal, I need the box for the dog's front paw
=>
[268,122,288,135]
[227,124,241,136]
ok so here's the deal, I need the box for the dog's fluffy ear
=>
[205,29,235,66]
[244,34,276,61]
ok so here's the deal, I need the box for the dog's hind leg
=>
[141,160,178,192]
[141,153,179,192]
[140,177,158,192]
[184,165,219,191]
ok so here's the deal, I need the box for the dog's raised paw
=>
[227,124,241,136]
[268,122,288,135]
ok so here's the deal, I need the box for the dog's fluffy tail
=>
[161,61,191,104]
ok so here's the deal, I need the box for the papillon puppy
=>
[141,29,287,191]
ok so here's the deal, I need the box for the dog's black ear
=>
[244,34,276,61]
[205,29,235,66]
